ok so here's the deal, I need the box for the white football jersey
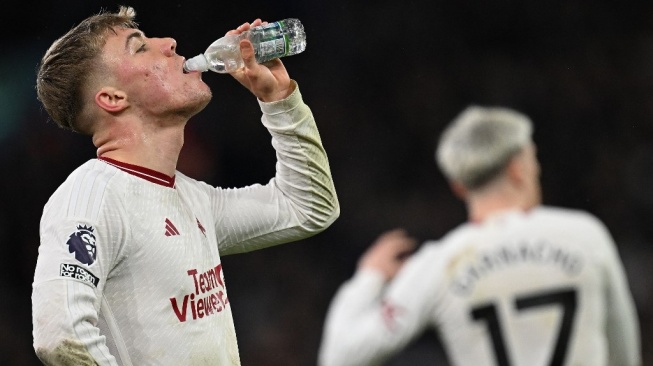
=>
[319,207,640,366]
[32,85,340,365]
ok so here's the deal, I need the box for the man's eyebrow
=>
[125,31,144,50]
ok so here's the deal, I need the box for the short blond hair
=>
[36,6,138,134]
[436,106,533,190]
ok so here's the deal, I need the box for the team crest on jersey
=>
[196,217,206,236]
[66,224,97,265]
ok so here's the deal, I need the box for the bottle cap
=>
[183,54,209,73]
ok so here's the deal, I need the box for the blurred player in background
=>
[32,6,339,365]
[318,106,640,366]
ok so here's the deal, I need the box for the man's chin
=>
[185,92,212,118]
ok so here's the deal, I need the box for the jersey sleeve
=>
[318,245,442,366]
[595,220,642,365]
[32,175,126,365]
[208,81,340,255]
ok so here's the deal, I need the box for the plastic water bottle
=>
[183,18,306,73]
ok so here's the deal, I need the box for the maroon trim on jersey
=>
[98,156,176,188]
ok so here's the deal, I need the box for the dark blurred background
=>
[2,0,652,365]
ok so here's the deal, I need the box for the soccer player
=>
[318,106,640,366]
[32,6,339,365]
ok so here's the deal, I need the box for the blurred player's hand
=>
[358,228,417,281]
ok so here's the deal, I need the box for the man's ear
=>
[449,181,468,200]
[506,154,525,185]
[95,87,129,113]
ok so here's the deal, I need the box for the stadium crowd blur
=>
[1,1,652,365]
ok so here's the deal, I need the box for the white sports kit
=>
[320,207,640,366]
[32,85,339,365]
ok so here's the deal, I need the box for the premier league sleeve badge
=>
[66,224,97,265]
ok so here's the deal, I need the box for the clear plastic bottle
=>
[183,18,306,73]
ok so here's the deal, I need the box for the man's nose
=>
[161,37,177,56]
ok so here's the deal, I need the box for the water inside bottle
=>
[206,43,243,73]
[184,18,307,74]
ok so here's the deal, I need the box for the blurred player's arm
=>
[319,229,433,366]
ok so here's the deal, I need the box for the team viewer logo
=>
[170,264,229,322]
[66,225,97,265]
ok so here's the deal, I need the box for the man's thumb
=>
[240,40,256,66]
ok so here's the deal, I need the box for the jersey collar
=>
[98,156,176,188]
